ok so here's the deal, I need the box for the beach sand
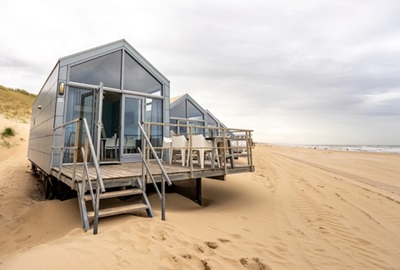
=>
[0,116,399,269]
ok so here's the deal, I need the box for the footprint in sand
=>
[205,241,218,249]
[196,246,205,253]
[151,233,166,241]
[201,259,211,270]
[218,238,231,243]
[240,257,271,270]
[182,254,192,259]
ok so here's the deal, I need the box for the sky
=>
[1,0,400,145]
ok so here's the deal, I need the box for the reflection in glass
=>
[187,100,203,120]
[123,97,141,154]
[146,99,162,148]
[206,113,218,136]
[70,50,122,89]
[65,87,95,162]
[124,52,162,94]
[170,100,185,118]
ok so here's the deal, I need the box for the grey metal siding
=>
[28,63,60,174]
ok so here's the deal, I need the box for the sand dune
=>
[0,117,399,269]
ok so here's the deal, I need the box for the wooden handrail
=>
[53,117,105,234]
[138,122,172,221]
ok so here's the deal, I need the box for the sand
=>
[0,116,400,269]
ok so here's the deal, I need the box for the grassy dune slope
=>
[0,85,36,120]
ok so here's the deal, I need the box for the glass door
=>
[99,91,121,163]
[65,87,99,163]
[121,95,144,162]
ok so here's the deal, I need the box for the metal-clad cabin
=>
[170,93,225,136]
[28,40,254,234]
[29,39,169,172]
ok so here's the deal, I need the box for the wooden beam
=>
[195,178,202,206]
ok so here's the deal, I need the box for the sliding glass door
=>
[121,95,144,162]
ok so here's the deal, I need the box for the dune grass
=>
[1,127,16,138]
[0,85,36,120]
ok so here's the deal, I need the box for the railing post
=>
[161,174,166,221]
[189,126,193,178]
[223,128,227,174]
[147,123,151,162]
[95,82,104,162]
[58,122,66,178]
[248,131,253,168]
[72,120,80,182]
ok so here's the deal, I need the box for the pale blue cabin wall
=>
[28,63,60,174]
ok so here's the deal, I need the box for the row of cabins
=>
[28,39,254,233]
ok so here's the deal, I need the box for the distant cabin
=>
[169,93,226,136]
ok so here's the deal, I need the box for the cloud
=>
[1,0,400,144]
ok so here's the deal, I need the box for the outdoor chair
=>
[105,134,118,159]
[161,137,172,161]
[125,137,136,153]
[189,134,220,169]
[169,135,187,166]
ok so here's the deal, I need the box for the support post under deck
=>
[195,178,202,206]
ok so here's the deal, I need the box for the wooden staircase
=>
[77,178,154,233]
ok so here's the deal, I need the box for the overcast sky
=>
[1,0,399,144]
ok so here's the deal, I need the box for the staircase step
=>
[88,203,149,219]
[84,188,143,201]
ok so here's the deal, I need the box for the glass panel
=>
[102,92,121,138]
[177,120,187,136]
[123,97,142,154]
[206,113,218,137]
[187,100,203,120]
[170,100,185,118]
[100,91,121,161]
[146,98,163,149]
[65,87,95,162]
[206,113,218,127]
[170,119,178,134]
[70,50,122,88]
[124,52,162,94]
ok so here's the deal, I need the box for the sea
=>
[302,145,400,154]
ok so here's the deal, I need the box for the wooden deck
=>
[51,159,254,190]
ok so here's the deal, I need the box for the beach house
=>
[28,40,254,234]
[169,93,226,136]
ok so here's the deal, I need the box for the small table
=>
[206,137,234,169]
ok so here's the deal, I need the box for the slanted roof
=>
[206,109,226,128]
[170,93,226,127]
[59,39,169,86]
[169,95,183,104]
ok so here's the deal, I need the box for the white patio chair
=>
[105,138,116,158]
[125,137,136,153]
[105,134,118,158]
[161,137,172,161]
[189,134,220,169]
[169,135,187,166]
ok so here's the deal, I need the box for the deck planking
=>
[52,159,253,190]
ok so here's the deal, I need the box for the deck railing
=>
[142,122,254,177]
[53,118,105,234]
[138,122,172,221]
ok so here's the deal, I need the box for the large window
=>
[170,99,205,135]
[124,52,162,94]
[187,100,203,120]
[69,50,122,89]
[64,87,95,162]
[146,98,163,147]
[170,100,185,118]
